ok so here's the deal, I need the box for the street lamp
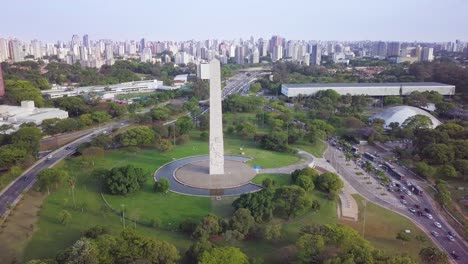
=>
[121,204,126,229]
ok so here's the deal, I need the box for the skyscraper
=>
[272,45,283,61]
[0,63,4,97]
[421,47,434,62]
[30,40,42,59]
[374,41,387,58]
[83,34,89,48]
[235,46,245,64]
[251,48,260,64]
[387,42,401,57]
[140,38,146,52]
[0,39,9,62]
[310,44,321,65]
[8,40,24,62]
[72,35,80,46]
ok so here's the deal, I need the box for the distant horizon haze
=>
[1,0,467,42]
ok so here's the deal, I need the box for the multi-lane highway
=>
[0,121,130,217]
[325,145,467,262]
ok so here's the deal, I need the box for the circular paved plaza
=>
[175,159,256,189]
[154,155,262,197]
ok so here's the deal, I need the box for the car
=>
[400,199,408,205]
[395,183,401,188]
[65,146,71,150]
[387,188,393,192]
[326,160,330,163]
[447,235,455,242]
[400,195,405,199]
[424,208,431,213]
[416,211,423,216]
[406,181,412,187]
[434,222,442,228]
[450,251,460,260]
[426,213,433,220]
[448,231,456,237]
[431,231,439,237]
[46,155,53,160]
[415,204,420,209]
[408,207,416,213]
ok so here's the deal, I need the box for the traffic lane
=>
[327,147,467,262]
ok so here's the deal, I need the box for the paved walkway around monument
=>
[154,150,359,221]
[154,155,262,197]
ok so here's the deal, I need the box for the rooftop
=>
[283,82,454,88]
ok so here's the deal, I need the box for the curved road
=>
[325,144,467,263]
[154,155,262,196]
[0,121,130,217]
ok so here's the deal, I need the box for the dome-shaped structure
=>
[371,105,442,129]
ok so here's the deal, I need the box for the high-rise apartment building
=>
[83,34,89,48]
[310,44,321,65]
[235,46,245,64]
[0,39,9,62]
[421,47,434,62]
[8,40,24,62]
[30,40,42,59]
[373,41,387,57]
[0,63,5,97]
[387,42,401,57]
[272,45,283,61]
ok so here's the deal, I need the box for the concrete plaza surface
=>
[175,159,256,189]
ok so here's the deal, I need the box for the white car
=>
[434,222,442,228]
[426,214,433,220]
[400,199,408,205]
[447,235,455,242]
[431,231,439,237]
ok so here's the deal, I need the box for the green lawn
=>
[252,173,292,186]
[344,195,433,260]
[23,134,303,262]
[292,139,327,158]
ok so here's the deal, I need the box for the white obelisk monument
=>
[209,59,225,175]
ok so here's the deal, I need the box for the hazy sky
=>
[2,0,467,42]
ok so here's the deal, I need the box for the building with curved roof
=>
[371,105,442,129]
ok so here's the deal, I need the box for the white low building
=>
[41,79,169,99]
[0,101,69,133]
[281,82,456,97]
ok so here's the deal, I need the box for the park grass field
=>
[343,195,434,260]
[21,135,302,262]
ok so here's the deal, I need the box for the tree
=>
[0,145,27,168]
[4,80,45,107]
[437,164,458,178]
[402,115,433,129]
[90,111,111,124]
[396,230,411,241]
[185,239,214,263]
[156,138,173,152]
[79,114,94,126]
[154,178,170,193]
[59,210,72,225]
[260,224,282,241]
[419,247,449,264]
[117,126,155,146]
[37,168,69,194]
[296,174,314,191]
[229,208,254,236]
[102,165,147,195]
[65,238,98,264]
[11,126,42,155]
[315,172,344,198]
[107,102,127,118]
[191,79,209,100]
[199,247,249,264]
[151,107,171,121]
[274,185,312,219]
[249,82,262,93]
[175,116,194,135]
[54,96,90,117]
[192,214,222,240]
[233,189,275,222]
[422,144,454,165]
[296,234,325,263]
[414,162,435,179]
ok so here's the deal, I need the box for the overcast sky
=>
[2,0,467,42]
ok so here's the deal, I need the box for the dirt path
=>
[0,191,46,264]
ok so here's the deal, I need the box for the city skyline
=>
[2,0,468,42]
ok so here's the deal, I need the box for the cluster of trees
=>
[408,61,468,94]
[45,60,194,87]
[26,228,180,264]
[409,122,467,180]
[100,165,147,195]
[223,94,265,113]
[0,126,42,173]
[1,61,51,90]
[291,168,344,199]
[294,223,423,264]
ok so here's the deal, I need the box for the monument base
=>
[174,159,256,189]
